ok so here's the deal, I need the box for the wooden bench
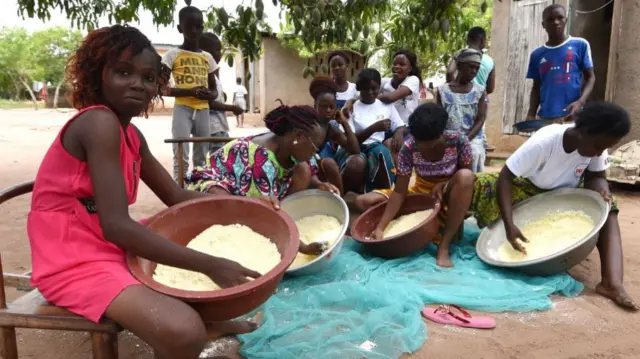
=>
[0,181,120,359]
[164,136,239,188]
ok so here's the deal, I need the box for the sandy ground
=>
[0,109,639,359]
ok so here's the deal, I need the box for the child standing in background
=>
[200,32,243,155]
[28,25,259,359]
[162,5,219,182]
[233,77,249,127]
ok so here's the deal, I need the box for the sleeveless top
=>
[28,105,141,283]
[438,83,486,141]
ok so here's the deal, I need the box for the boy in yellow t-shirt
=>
[162,5,219,182]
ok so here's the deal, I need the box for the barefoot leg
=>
[595,212,638,311]
[437,169,474,268]
[341,155,366,194]
[354,192,387,213]
[319,158,344,195]
[105,285,208,359]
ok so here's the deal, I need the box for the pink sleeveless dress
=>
[27,105,141,323]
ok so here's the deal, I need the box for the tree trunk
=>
[19,77,38,110]
[7,74,21,101]
[53,80,64,109]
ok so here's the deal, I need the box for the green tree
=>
[31,27,83,108]
[15,0,492,66]
[0,27,42,108]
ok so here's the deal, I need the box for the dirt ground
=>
[0,109,639,359]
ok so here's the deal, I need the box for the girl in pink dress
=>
[28,25,260,358]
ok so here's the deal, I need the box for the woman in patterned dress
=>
[354,104,475,267]
[436,48,488,173]
[185,103,338,254]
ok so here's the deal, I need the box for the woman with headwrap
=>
[436,48,488,173]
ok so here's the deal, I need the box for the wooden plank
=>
[3,274,33,292]
[92,332,119,359]
[502,0,553,134]
[0,289,119,333]
[605,0,624,101]
[164,137,239,144]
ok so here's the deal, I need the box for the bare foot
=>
[436,249,453,268]
[206,312,262,340]
[596,282,639,311]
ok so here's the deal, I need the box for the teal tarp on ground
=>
[238,222,583,359]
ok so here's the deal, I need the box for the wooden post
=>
[177,141,185,189]
[91,332,118,359]
[605,0,624,102]
[0,255,18,359]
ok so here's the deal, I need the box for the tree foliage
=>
[0,26,82,107]
[15,0,492,72]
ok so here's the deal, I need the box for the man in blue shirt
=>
[526,4,595,123]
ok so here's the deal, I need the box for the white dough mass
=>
[152,224,281,291]
[290,215,342,269]
[382,209,434,238]
[498,210,595,262]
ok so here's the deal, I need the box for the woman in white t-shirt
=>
[335,68,406,193]
[470,102,637,311]
[233,77,248,127]
[378,49,423,125]
[328,51,358,109]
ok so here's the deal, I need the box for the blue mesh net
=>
[238,222,583,359]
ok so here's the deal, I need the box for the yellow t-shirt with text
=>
[162,48,219,110]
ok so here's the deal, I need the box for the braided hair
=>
[264,100,321,136]
[309,76,338,102]
[66,24,170,117]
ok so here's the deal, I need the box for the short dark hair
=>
[355,68,381,91]
[542,4,566,18]
[236,77,242,84]
[264,101,321,136]
[575,102,631,138]
[408,103,449,141]
[467,27,487,43]
[328,51,350,65]
[178,6,202,24]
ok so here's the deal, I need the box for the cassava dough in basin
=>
[289,215,342,269]
[498,210,595,262]
[383,209,434,238]
[152,224,281,291]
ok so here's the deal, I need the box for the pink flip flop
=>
[422,304,496,329]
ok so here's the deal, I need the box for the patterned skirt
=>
[470,172,618,228]
[335,142,396,193]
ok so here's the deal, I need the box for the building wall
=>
[611,0,640,145]
[262,37,314,114]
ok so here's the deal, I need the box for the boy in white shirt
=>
[335,68,405,193]
[471,102,637,311]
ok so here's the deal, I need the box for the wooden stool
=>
[0,181,120,359]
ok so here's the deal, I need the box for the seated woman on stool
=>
[355,103,475,267]
[185,104,339,254]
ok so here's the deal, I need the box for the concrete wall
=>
[612,0,640,145]
[261,37,314,114]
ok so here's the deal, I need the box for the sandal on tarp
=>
[421,304,496,329]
